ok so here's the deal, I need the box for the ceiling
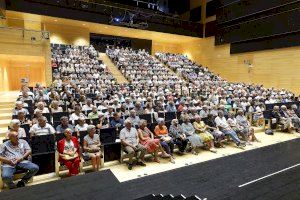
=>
[6,10,202,44]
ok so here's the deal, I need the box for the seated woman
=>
[138,120,171,163]
[75,117,89,135]
[193,115,217,153]
[236,109,260,142]
[169,119,188,154]
[50,100,63,113]
[272,106,294,133]
[227,112,248,142]
[57,128,80,176]
[181,116,203,155]
[252,103,265,126]
[205,114,225,147]
[154,118,175,162]
[83,125,102,171]
[17,110,32,126]
[6,119,27,139]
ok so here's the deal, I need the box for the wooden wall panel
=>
[45,23,89,46]
[152,41,182,55]
[181,37,300,95]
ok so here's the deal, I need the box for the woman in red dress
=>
[57,128,81,176]
[138,120,170,163]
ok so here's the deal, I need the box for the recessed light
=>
[83,24,86,26]
[54,19,57,22]
[105,26,108,29]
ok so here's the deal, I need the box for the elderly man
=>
[120,119,147,170]
[215,111,246,147]
[56,116,74,134]
[126,110,140,127]
[29,116,56,136]
[0,131,39,189]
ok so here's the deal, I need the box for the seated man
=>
[110,112,124,128]
[56,116,74,134]
[88,106,100,120]
[29,116,56,136]
[0,131,39,189]
[215,111,246,147]
[120,119,147,170]
[126,110,140,127]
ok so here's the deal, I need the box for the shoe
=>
[209,148,217,153]
[161,153,171,158]
[170,157,175,164]
[17,180,25,188]
[237,142,246,148]
[153,158,160,163]
[136,161,146,166]
[128,163,133,170]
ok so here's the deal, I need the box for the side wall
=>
[181,37,300,95]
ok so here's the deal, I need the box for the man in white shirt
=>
[120,119,146,170]
[29,116,56,136]
[0,131,39,189]
[215,111,246,147]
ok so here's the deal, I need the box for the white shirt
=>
[120,127,139,146]
[29,123,56,136]
[215,116,230,130]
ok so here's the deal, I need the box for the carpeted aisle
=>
[1,138,300,200]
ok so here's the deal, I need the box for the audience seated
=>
[56,116,74,134]
[57,129,80,176]
[168,119,188,157]
[29,116,56,137]
[138,120,171,163]
[6,120,26,139]
[120,119,147,170]
[83,125,102,172]
[0,131,39,189]
[154,118,175,162]
[193,115,217,153]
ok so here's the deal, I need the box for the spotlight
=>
[115,18,120,22]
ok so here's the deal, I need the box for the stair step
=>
[0,113,12,120]
[0,108,13,113]
[173,195,186,200]
[0,119,11,128]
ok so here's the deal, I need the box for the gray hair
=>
[87,125,96,132]
[157,118,164,124]
[171,119,178,125]
[124,119,132,125]
[10,119,20,128]
[138,119,147,127]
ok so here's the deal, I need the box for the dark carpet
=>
[1,138,300,200]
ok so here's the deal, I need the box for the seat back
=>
[100,128,117,144]
[52,112,69,123]
[139,113,152,124]
[165,112,177,122]
[31,134,55,155]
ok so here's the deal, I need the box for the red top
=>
[57,136,80,162]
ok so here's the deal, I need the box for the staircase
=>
[99,53,129,84]
[0,91,19,139]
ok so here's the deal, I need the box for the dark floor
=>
[1,138,300,200]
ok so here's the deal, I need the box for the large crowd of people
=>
[1,44,299,189]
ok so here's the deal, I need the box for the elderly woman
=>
[193,115,217,153]
[32,110,45,124]
[236,109,260,142]
[252,103,265,126]
[17,110,31,125]
[75,117,89,132]
[57,128,80,176]
[6,119,27,139]
[138,120,171,163]
[181,116,203,155]
[273,105,294,133]
[34,102,50,114]
[69,105,86,121]
[13,101,29,115]
[154,118,175,160]
[83,125,102,171]
[227,112,248,142]
[50,100,63,113]
[202,114,225,147]
[169,119,188,155]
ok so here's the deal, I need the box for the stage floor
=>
[1,134,300,200]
